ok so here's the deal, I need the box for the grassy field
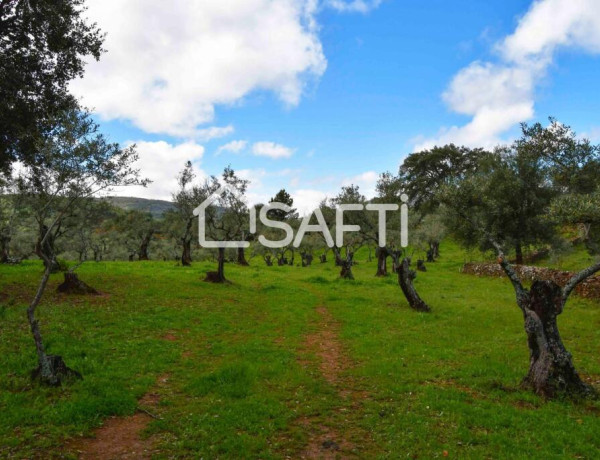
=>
[1,242,599,459]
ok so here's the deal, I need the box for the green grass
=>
[1,242,599,458]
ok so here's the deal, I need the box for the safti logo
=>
[193,184,409,249]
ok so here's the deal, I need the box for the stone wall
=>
[461,262,600,300]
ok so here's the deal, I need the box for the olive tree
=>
[16,108,146,385]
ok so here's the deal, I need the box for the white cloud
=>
[113,140,205,200]
[71,0,327,137]
[326,0,383,13]
[341,170,379,196]
[292,189,329,215]
[195,125,234,141]
[252,141,295,159]
[216,140,247,156]
[416,0,600,151]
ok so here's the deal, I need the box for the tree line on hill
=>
[2,0,600,398]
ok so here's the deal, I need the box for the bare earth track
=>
[67,375,171,459]
[297,304,372,459]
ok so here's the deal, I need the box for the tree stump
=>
[31,354,82,386]
[57,273,99,295]
[204,271,227,283]
[398,258,431,312]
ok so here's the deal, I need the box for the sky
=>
[70,0,600,214]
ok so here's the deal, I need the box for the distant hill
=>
[107,196,175,218]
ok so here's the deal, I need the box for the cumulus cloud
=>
[71,0,327,137]
[113,140,205,200]
[252,141,295,159]
[216,140,247,156]
[416,0,600,151]
[195,125,235,142]
[326,0,383,13]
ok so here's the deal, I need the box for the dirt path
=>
[296,303,371,459]
[67,375,170,459]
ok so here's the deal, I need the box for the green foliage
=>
[0,0,104,173]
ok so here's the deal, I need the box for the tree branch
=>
[562,261,600,302]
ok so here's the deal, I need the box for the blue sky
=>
[72,0,600,213]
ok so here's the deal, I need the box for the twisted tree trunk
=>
[398,258,431,312]
[497,255,599,398]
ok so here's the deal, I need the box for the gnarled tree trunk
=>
[520,280,592,397]
[398,258,431,312]
[497,255,599,398]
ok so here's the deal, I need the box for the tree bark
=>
[181,238,192,266]
[36,225,60,273]
[333,246,343,267]
[375,246,388,277]
[340,250,355,280]
[398,258,431,312]
[497,255,599,398]
[514,280,593,397]
[28,266,81,385]
[138,230,154,261]
[237,247,249,266]
[205,247,227,283]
